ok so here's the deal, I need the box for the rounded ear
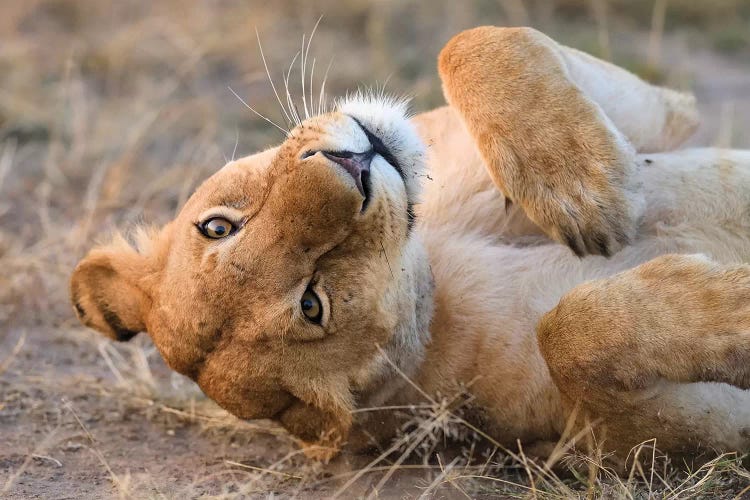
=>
[70,243,152,342]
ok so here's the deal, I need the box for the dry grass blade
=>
[1,425,61,495]
[716,101,736,148]
[0,137,16,191]
[666,454,744,499]
[351,404,436,414]
[516,441,538,498]
[224,460,304,479]
[62,398,132,497]
[31,454,63,467]
[335,346,568,499]
[416,456,462,498]
[364,408,451,498]
[588,0,611,60]
[648,0,668,68]
[0,330,25,376]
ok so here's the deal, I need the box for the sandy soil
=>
[2,326,490,498]
[0,327,379,498]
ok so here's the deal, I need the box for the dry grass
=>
[2,0,750,498]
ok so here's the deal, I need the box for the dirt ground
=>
[3,1,750,498]
[1,326,406,498]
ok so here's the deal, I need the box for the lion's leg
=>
[538,254,750,456]
[635,148,750,262]
[438,27,698,257]
[557,48,698,153]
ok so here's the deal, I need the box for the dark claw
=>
[588,232,612,258]
[563,230,585,258]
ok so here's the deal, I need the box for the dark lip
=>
[360,167,371,211]
[347,115,416,232]
[321,150,373,212]
[349,116,407,185]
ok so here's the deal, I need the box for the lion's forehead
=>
[190,162,271,211]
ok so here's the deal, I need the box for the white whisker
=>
[300,33,309,120]
[318,58,333,116]
[284,51,302,126]
[309,57,316,116]
[255,28,294,128]
[303,16,322,118]
[227,86,289,136]
[283,71,295,126]
[382,73,394,96]
[231,128,239,161]
[291,101,303,127]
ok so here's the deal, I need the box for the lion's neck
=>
[349,213,566,448]
[352,234,434,409]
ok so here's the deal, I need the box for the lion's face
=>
[71,96,429,450]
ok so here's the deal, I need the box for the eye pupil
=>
[200,217,235,239]
[300,289,322,323]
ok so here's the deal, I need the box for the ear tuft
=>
[70,242,152,342]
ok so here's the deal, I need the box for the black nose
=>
[322,150,374,198]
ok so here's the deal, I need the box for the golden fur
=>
[71,26,750,462]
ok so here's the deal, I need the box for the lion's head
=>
[70,95,434,456]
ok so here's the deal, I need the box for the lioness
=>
[70,27,750,462]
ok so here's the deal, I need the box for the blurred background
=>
[2,1,750,497]
[3,0,750,325]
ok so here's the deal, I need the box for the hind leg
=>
[538,254,750,456]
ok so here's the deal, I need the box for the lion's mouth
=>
[335,95,423,231]
[349,116,407,212]
[350,117,406,183]
[321,148,374,211]
[323,117,405,213]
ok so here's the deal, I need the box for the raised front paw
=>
[517,160,642,257]
[438,26,644,257]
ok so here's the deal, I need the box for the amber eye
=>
[200,217,235,239]
[301,289,322,323]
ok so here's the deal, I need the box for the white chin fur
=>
[336,92,425,204]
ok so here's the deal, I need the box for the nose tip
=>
[322,150,373,197]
